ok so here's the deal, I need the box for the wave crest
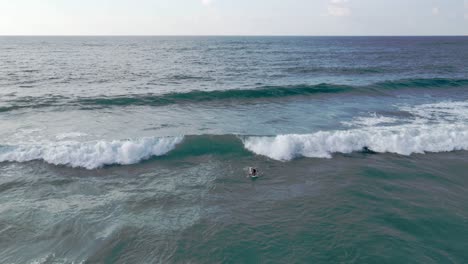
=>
[243,124,468,160]
[0,137,183,169]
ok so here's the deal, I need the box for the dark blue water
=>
[0,36,467,263]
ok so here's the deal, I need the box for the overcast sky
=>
[0,0,467,35]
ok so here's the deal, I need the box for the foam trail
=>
[342,113,400,127]
[55,132,88,140]
[0,137,183,169]
[243,124,468,160]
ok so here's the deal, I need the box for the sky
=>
[0,0,467,35]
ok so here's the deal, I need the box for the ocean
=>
[0,36,467,263]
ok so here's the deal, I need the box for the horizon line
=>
[0,34,467,37]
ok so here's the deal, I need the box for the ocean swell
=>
[74,78,468,107]
[2,78,468,112]
[75,83,350,107]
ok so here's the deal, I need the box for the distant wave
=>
[74,78,468,108]
[75,83,350,107]
[2,78,468,112]
[2,123,468,169]
[285,66,386,75]
[373,78,468,89]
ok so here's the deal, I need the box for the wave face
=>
[48,78,468,107]
[76,83,351,107]
[373,78,468,89]
[2,78,468,112]
[0,137,183,169]
[243,124,468,160]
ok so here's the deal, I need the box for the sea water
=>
[0,36,467,263]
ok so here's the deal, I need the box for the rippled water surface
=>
[0,36,468,263]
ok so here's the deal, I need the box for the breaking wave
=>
[3,100,468,169]
[0,137,183,169]
[243,124,468,160]
[2,124,468,169]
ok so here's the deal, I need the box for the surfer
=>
[248,167,258,177]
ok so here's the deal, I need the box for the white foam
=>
[401,101,468,123]
[0,137,183,169]
[244,124,468,160]
[342,112,400,127]
[55,132,88,140]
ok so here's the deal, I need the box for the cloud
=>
[465,0,468,19]
[328,6,351,17]
[201,0,213,6]
[330,0,349,3]
[432,7,439,15]
[328,0,351,17]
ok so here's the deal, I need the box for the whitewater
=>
[2,101,468,169]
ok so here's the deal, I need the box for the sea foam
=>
[0,137,183,169]
[243,124,468,160]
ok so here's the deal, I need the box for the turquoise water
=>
[0,36,467,263]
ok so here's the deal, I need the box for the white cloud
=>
[432,7,439,15]
[464,0,468,20]
[201,0,213,6]
[328,0,351,17]
[330,0,349,3]
[328,5,351,16]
